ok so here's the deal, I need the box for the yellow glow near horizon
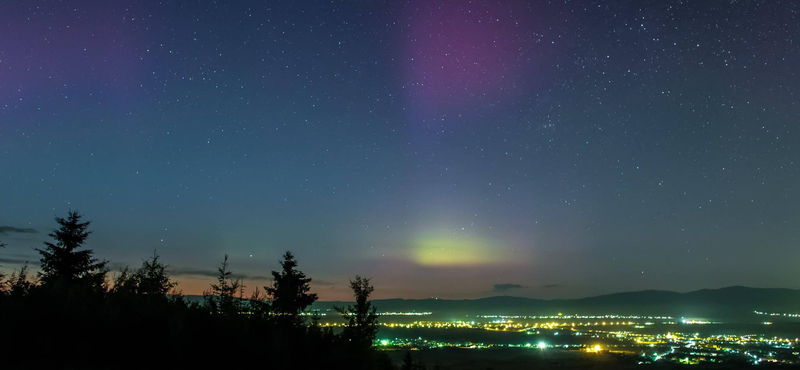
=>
[412,236,505,266]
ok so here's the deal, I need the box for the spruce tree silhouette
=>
[0,241,6,285]
[135,251,177,296]
[6,264,34,298]
[266,251,317,323]
[111,251,177,297]
[110,266,138,295]
[402,351,415,370]
[36,211,107,290]
[204,254,244,316]
[337,275,379,348]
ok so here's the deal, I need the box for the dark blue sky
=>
[1,0,798,300]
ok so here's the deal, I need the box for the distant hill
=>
[309,286,800,320]
[182,286,800,320]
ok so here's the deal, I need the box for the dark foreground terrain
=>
[387,348,790,370]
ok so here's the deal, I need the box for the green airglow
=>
[412,235,504,266]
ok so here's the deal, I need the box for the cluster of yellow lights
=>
[377,312,432,316]
[604,330,800,349]
[324,319,673,331]
[370,325,800,363]
[330,315,800,362]
[585,345,603,353]
[681,319,711,325]
[478,314,672,320]
[754,310,800,318]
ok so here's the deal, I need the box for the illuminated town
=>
[318,311,800,366]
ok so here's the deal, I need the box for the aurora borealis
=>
[1,0,799,300]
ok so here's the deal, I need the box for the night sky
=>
[1,1,798,301]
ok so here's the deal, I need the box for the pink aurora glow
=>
[401,0,539,117]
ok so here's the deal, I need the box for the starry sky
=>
[1,0,799,301]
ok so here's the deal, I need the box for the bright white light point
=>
[250,255,253,258]
[538,342,547,349]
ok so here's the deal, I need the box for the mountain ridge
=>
[185,286,800,319]
[320,285,800,304]
[314,286,800,319]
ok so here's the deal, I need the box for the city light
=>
[363,311,800,366]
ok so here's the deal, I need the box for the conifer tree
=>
[0,241,6,284]
[337,275,379,347]
[401,352,414,370]
[136,251,176,296]
[111,267,138,295]
[36,211,107,290]
[265,251,317,321]
[204,254,244,316]
[111,251,176,297]
[7,264,35,298]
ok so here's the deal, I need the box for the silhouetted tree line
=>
[0,211,392,370]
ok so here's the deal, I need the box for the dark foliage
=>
[401,351,428,370]
[337,275,380,348]
[402,351,414,370]
[111,251,177,297]
[266,251,317,324]
[334,275,386,370]
[6,264,35,298]
[248,286,271,319]
[0,212,395,370]
[36,211,108,291]
[203,254,246,316]
[0,240,5,283]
